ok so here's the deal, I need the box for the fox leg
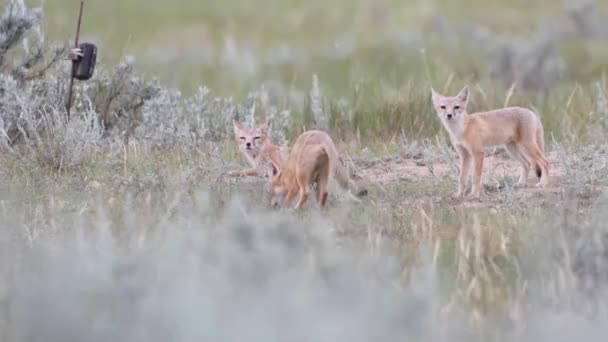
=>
[294,175,310,210]
[456,146,471,197]
[283,188,298,208]
[315,183,329,209]
[471,148,484,199]
[519,142,549,188]
[318,189,329,209]
[537,151,550,187]
[536,124,545,154]
[505,143,530,187]
[294,187,310,210]
[315,164,330,209]
[316,177,330,209]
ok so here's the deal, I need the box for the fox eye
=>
[239,137,245,140]
[254,136,261,140]
[454,106,460,110]
[440,105,446,110]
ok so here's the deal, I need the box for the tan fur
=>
[272,143,330,210]
[269,130,366,209]
[431,86,549,198]
[229,120,281,178]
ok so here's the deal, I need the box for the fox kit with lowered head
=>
[431,86,549,198]
[269,130,367,209]
[271,141,330,210]
[229,120,281,178]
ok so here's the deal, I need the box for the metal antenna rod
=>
[66,1,84,120]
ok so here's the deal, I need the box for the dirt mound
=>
[355,151,564,186]
[348,150,581,209]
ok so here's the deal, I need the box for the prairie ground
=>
[2,0,608,341]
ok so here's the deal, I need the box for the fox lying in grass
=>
[431,86,549,198]
[228,120,282,178]
[269,130,367,210]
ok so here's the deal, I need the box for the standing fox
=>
[269,130,367,210]
[431,86,549,198]
[229,120,282,178]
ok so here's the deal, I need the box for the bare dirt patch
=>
[350,150,589,210]
[221,147,605,212]
[354,151,564,187]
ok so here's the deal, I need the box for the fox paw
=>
[468,187,482,200]
[469,192,482,200]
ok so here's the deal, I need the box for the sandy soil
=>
[348,150,592,209]
[354,151,564,186]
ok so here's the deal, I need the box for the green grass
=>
[25,0,608,146]
[34,0,608,97]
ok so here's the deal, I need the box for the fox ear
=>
[456,86,469,105]
[233,120,242,135]
[260,120,271,135]
[270,160,280,177]
[431,87,441,105]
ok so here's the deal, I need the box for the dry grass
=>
[2,1,608,340]
[2,138,608,340]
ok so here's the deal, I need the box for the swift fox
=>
[229,120,282,178]
[269,130,367,209]
[430,86,549,198]
[271,141,330,210]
